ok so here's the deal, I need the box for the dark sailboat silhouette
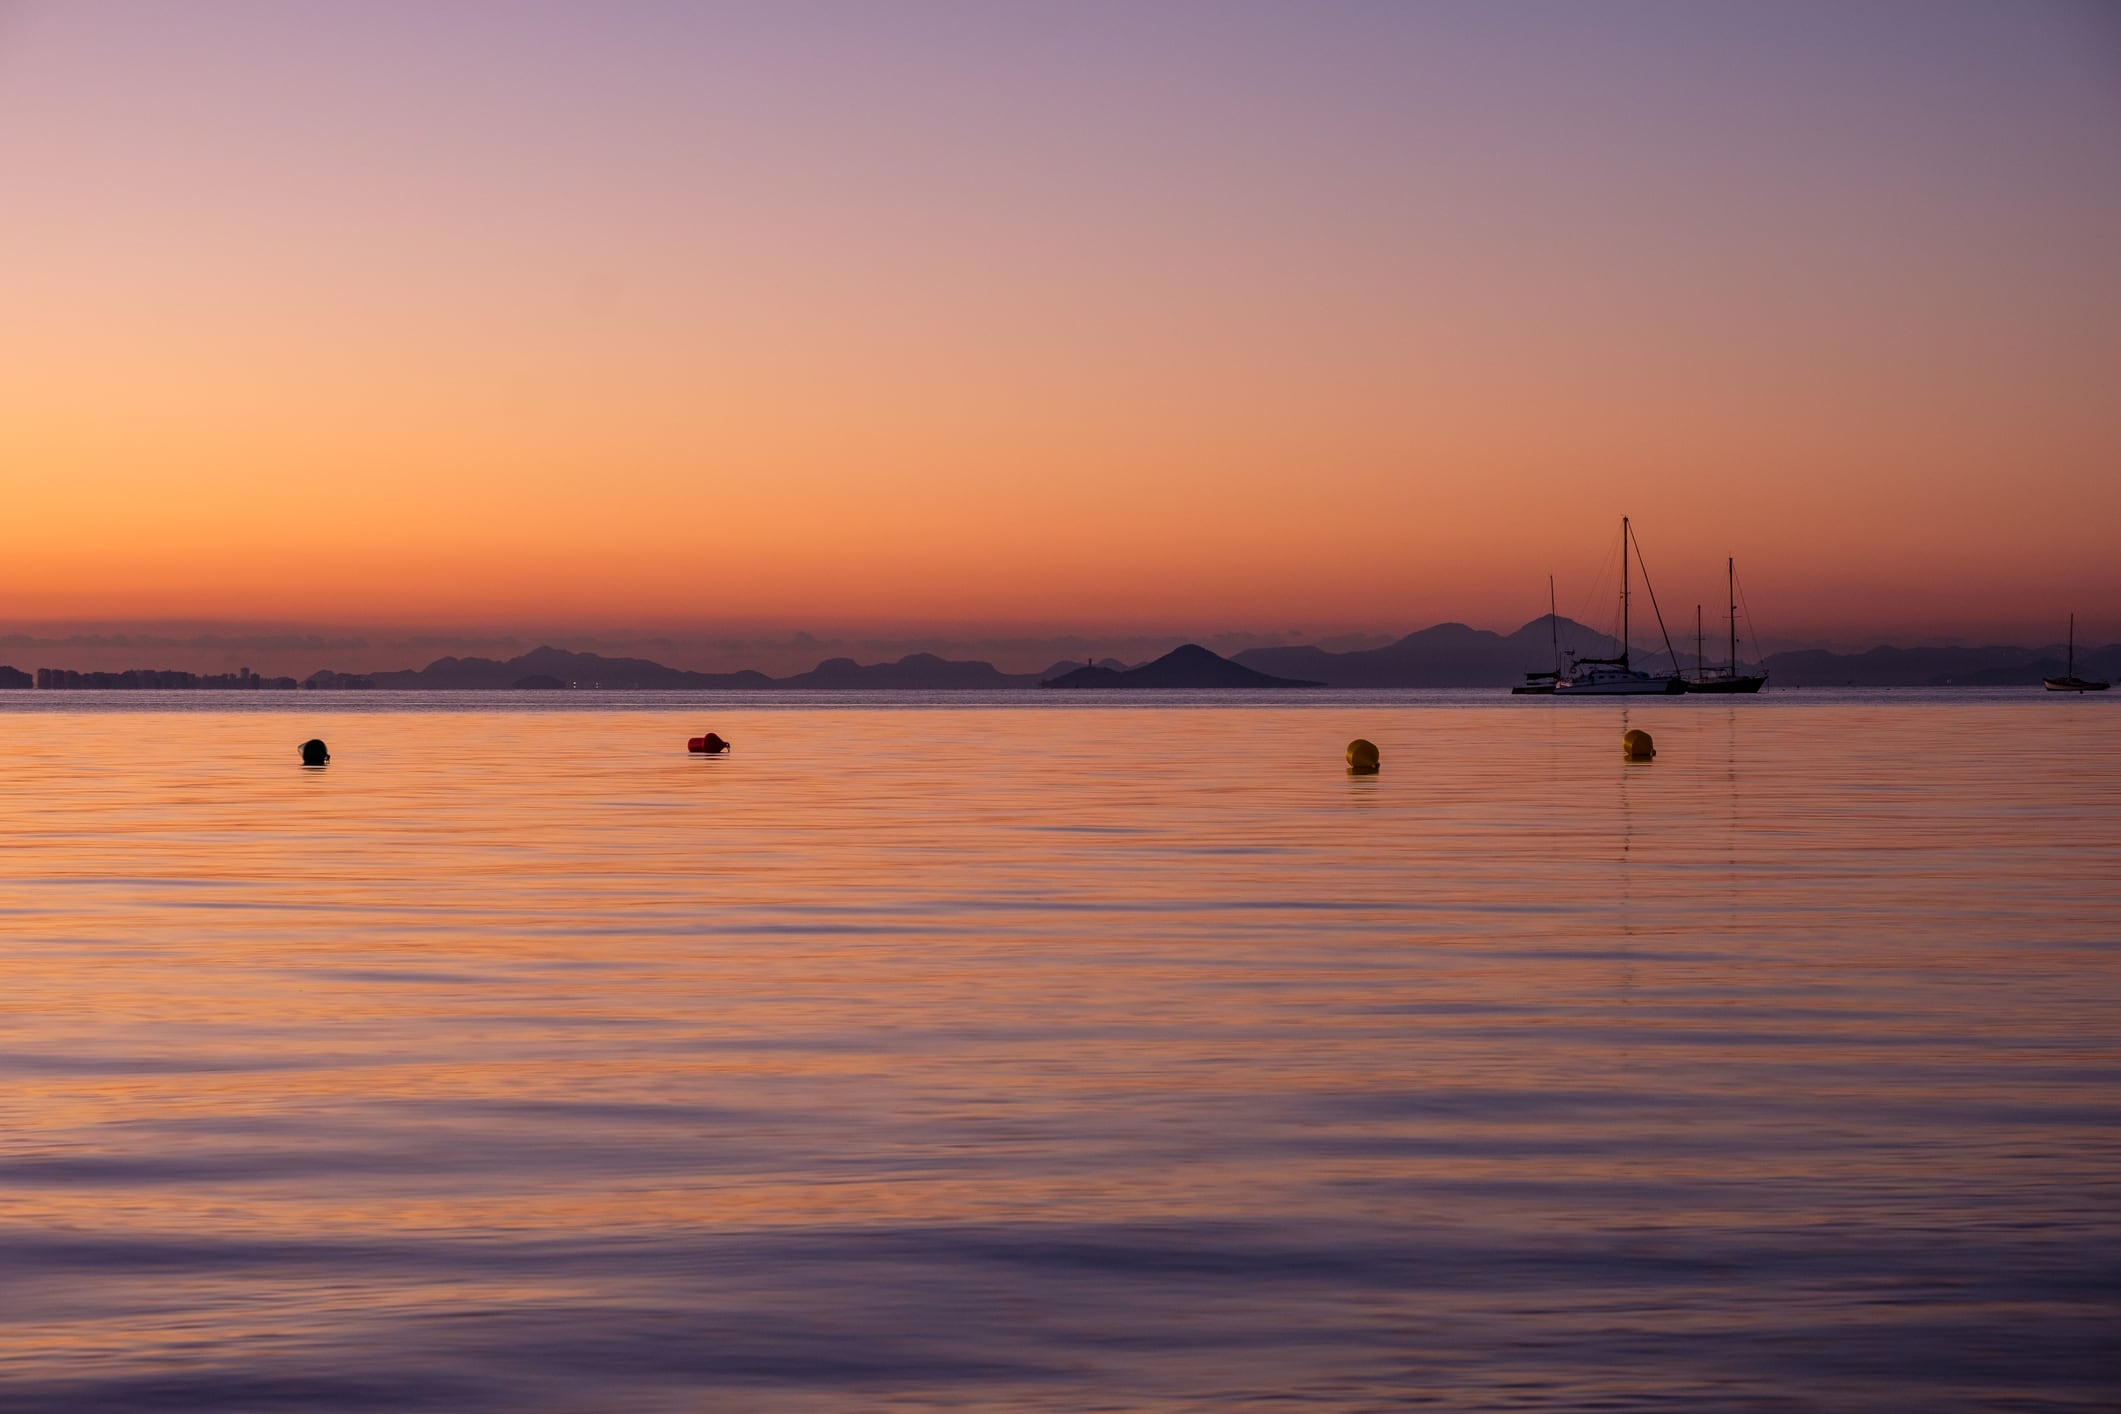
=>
[2043,614,2109,692]
[1685,557,1767,693]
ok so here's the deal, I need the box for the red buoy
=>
[688,732,729,754]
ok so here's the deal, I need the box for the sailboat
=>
[2043,614,2109,692]
[1555,518,1686,695]
[1685,558,1767,693]
[1511,575,1562,694]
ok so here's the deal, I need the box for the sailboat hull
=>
[1684,675,1767,694]
[1554,672,1686,696]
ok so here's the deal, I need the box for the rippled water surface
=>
[2,695,2117,1410]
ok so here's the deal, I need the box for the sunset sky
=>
[4,1,2118,671]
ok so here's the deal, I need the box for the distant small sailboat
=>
[2044,614,2109,692]
[1512,575,1561,694]
[1555,517,1686,695]
[1685,558,1767,693]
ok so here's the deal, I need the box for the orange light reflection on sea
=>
[2,701,2117,1407]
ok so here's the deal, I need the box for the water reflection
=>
[0,701,2116,1410]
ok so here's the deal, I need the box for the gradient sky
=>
[4,0,2119,659]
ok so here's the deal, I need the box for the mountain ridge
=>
[1041,643,1321,690]
[27,618,2104,690]
[1234,616,1620,688]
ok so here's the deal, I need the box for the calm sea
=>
[2,692,2116,1411]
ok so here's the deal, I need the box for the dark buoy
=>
[1622,728,1655,760]
[687,732,730,754]
[298,738,330,766]
[1346,738,1380,774]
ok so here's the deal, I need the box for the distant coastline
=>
[4,617,2115,691]
[12,666,299,691]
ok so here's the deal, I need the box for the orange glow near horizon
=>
[4,4,2118,643]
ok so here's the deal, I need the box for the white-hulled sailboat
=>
[1555,518,1686,696]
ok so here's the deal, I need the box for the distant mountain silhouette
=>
[776,653,1038,689]
[359,645,1032,690]
[1762,641,2119,688]
[280,629,2120,692]
[1234,616,1622,688]
[1040,658,1129,679]
[1042,643,1320,689]
[368,646,771,690]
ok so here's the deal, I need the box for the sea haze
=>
[1,698,2116,1410]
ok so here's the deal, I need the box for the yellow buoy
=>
[1346,738,1380,774]
[1622,728,1655,760]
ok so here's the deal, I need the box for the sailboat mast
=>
[1696,605,1704,684]
[1728,557,1738,674]
[2068,613,2075,678]
[1620,517,1630,672]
